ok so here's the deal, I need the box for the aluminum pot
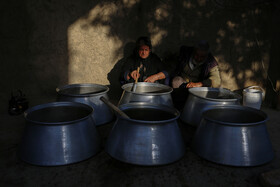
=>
[105,102,185,166]
[118,82,173,107]
[56,83,114,126]
[192,105,274,166]
[19,102,101,166]
[181,87,241,126]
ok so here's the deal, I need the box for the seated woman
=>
[121,36,168,84]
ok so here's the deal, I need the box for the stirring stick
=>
[131,67,140,92]
[118,67,140,106]
[100,96,130,119]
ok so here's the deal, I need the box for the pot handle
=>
[100,96,130,119]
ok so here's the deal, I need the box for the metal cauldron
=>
[105,102,185,166]
[19,102,101,166]
[118,82,173,107]
[192,105,274,166]
[56,83,114,126]
[181,87,241,126]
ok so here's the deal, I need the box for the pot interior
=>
[58,84,107,95]
[203,107,267,124]
[26,105,92,124]
[193,90,237,99]
[123,108,176,121]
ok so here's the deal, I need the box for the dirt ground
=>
[0,105,279,187]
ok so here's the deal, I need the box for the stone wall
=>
[1,0,279,113]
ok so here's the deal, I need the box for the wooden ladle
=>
[131,67,140,92]
[100,96,130,119]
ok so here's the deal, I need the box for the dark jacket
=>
[174,45,219,86]
[121,53,168,84]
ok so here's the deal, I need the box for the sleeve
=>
[120,57,135,84]
[154,54,169,78]
[121,56,137,78]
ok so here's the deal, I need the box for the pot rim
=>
[24,101,93,125]
[202,105,268,126]
[121,82,173,95]
[118,102,180,123]
[56,83,109,97]
[189,87,241,102]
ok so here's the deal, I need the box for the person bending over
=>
[172,40,221,89]
[171,40,221,110]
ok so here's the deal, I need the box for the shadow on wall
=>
[0,1,32,113]
[2,0,279,112]
[264,0,280,108]
[1,1,94,107]
[107,42,136,100]
[85,0,275,91]
[1,0,99,112]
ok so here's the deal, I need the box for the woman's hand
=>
[186,82,203,88]
[130,70,140,80]
[144,74,159,83]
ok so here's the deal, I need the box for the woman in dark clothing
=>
[121,36,168,84]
